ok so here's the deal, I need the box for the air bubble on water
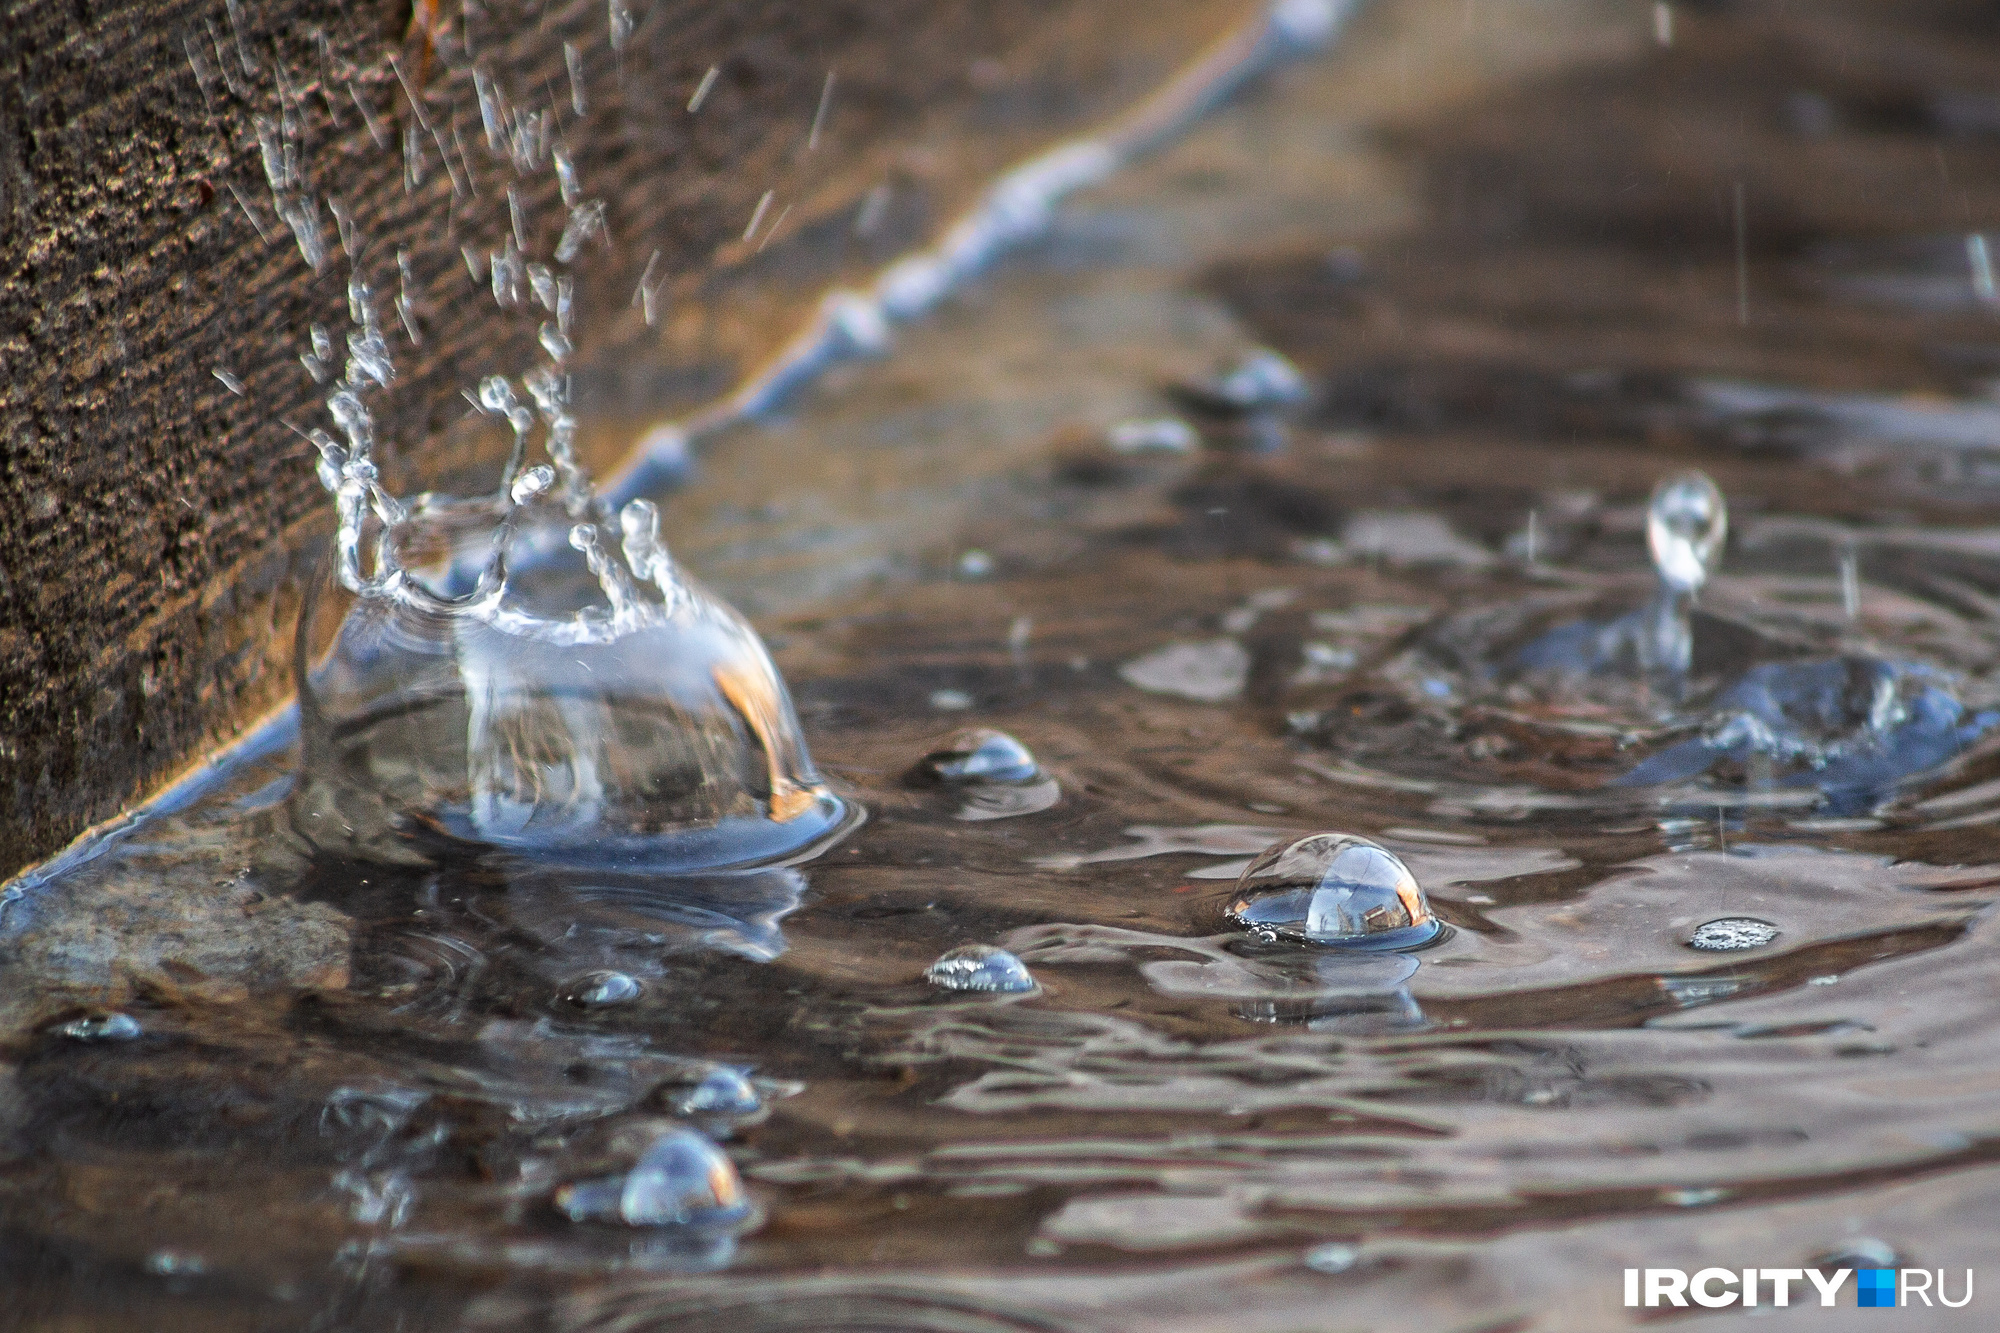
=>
[561,969,643,1007]
[911,728,1060,820]
[916,729,1040,785]
[553,1126,752,1228]
[926,944,1038,993]
[1226,834,1442,950]
[1303,1242,1360,1274]
[661,1066,764,1122]
[1647,471,1727,594]
[54,1012,142,1041]
[1197,348,1309,415]
[1107,417,1197,454]
[1687,917,1779,951]
[144,1250,207,1277]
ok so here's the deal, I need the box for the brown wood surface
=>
[0,0,1250,875]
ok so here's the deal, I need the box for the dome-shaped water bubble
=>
[290,496,859,872]
[552,1124,753,1230]
[560,969,643,1007]
[658,1066,764,1123]
[1687,917,1780,952]
[908,728,1061,821]
[51,1012,142,1042]
[1226,834,1441,951]
[925,944,1038,993]
[1647,471,1727,594]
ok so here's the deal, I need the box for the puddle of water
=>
[16,0,2000,1329]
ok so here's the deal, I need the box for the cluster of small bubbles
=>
[552,1126,752,1229]
[1226,834,1441,951]
[560,970,643,1007]
[1686,917,1780,952]
[1647,471,1728,594]
[52,1012,143,1042]
[925,944,1038,993]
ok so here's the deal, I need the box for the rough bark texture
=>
[0,0,1247,875]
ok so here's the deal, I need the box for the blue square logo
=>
[1858,1269,1897,1308]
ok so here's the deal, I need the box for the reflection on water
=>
[18,0,2000,1328]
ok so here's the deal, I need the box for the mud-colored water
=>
[10,1,2000,1329]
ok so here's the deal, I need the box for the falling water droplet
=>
[560,970,643,1007]
[553,1126,753,1229]
[53,1012,143,1041]
[509,464,555,506]
[1687,917,1779,951]
[1226,834,1441,950]
[925,944,1037,993]
[1647,471,1727,593]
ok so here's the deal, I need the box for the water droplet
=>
[1687,917,1779,951]
[561,970,642,1007]
[1226,834,1441,950]
[510,465,555,506]
[929,689,974,711]
[553,1126,752,1229]
[957,549,993,578]
[1647,471,1727,593]
[926,944,1037,993]
[1303,1242,1359,1274]
[53,1012,142,1041]
[661,1066,763,1120]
